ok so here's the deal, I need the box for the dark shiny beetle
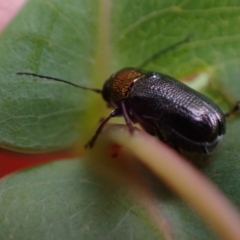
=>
[101,68,227,154]
[17,68,240,154]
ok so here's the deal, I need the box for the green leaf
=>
[0,0,101,151]
[1,0,240,151]
[0,159,163,240]
[3,150,239,240]
[1,0,240,239]
[2,122,240,239]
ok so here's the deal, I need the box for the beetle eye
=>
[102,79,111,102]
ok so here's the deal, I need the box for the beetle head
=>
[102,68,146,104]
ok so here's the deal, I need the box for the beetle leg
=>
[121,101,134,133]
[224,101,240,117]
[85,108,123,148]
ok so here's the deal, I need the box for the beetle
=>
[16,36,240,154]
[17,67,240,154]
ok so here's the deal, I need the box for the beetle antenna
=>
[137,34,192,69]
[17,72,102,93]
